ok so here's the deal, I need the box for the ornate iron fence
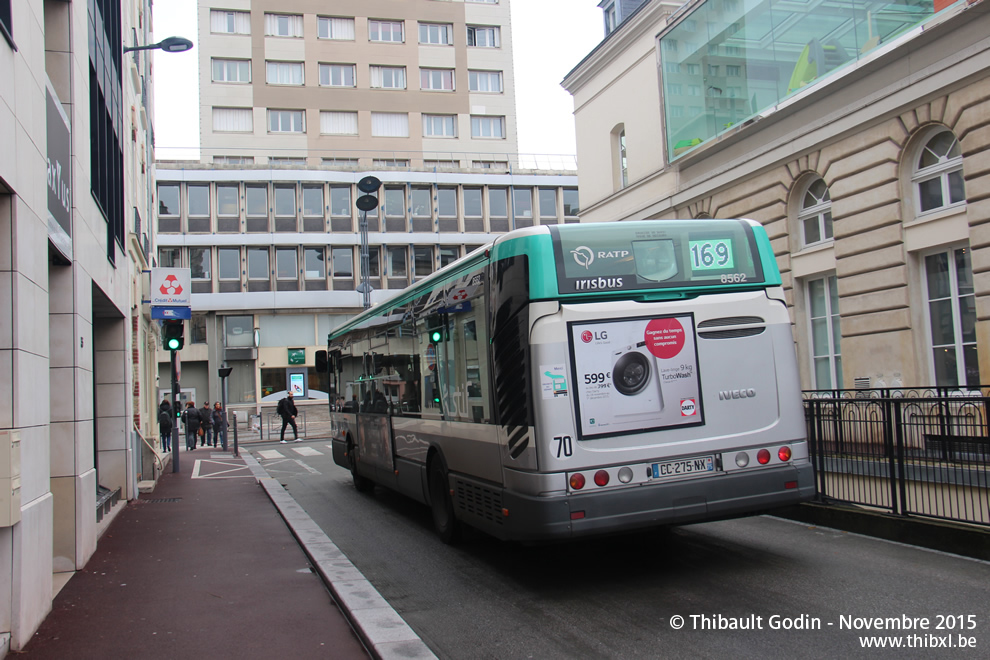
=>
[803,388,990,527]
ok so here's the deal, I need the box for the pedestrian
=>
[158,400,172,453]
[212,402,227,451]
[182,401,202,450]
[200,401,214,447]
[277,391,299,443]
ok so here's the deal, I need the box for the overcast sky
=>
[151,0,604,160]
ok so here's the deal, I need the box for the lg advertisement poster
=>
[569,314,703,439]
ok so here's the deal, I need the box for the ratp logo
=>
[160,275,183,296]
[571,246,594,269]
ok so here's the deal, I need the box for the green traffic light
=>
[431,330,442,342]
[166,338,181,351]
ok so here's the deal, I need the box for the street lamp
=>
[123,36,194,54]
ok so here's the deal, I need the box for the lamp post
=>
[218,366,232,452]
[356,176,381,310]
[123,36,194,54]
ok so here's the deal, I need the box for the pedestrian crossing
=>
[257,444,334,461]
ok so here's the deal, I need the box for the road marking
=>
[191,459,253,479]
[292,446,322,457]
[257,450,285,460]
[294,459,321,475]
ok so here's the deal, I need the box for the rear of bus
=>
[491,220,814,539]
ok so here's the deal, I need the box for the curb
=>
[773,503,990,561]
[241,452,437,660]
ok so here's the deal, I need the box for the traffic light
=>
[163,320,184,351]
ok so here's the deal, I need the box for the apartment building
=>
[155,1,581,413]
[1,0,162,650]
[198,0,518,167]
[564,0,990,391]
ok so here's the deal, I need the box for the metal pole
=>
[232,411,239,458]
[171,349,180,473]
[360,208,371,309]
[221,375,228,452]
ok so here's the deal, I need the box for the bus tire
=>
[428,456,461,544]
[348,439,374,493]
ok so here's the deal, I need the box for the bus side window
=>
[448,268,491,423]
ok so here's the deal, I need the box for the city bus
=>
[324,220,814,543]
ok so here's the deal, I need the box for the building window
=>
[246,186,268,217]
[268,109,305,133]
[210,10,250,35]
[318,16,355,40]
[423,114,456,138]
[419,23,452,45]
[563,189,579,217]
[218,248,240,280]
[158,184,180,216]
[270,157,306,166]
[472,160,508,170]
[411,187,431,219]
[190,248,212,280]
[471,116,504,139]
[439,246,460,268]
[425,160,460,170]
[332,247,354,279]
[513,188,533,226]
[799,178,833,248]
[216,185,239,219]
[213,155,254,165]
[414,246,434,278]
[188,185,210,218]
[274,185,296,218]
[538,188,557,220]
[384,186,405,218]
[276,248,298,280]
[248,249,269,277]
[324,158,359,168]
[420,68,454,91]
[319,64,356,88]
[467,26,500,47]
[373,158,410,168]
[370,66,406,89]
[369,20,404,43]
[468,70,502,93]
[266,61,304,86]
[320,111,358,135]
[617,129,628,188]
[302,186,324,218]
[190,314,208,344]
[925,247,978,388]
[304,248,326,279]
[371,112,409,137]
[213,107,253,133]
[264,13,303,38]
[808,275,842,389]
[159,248,180,268]
[438,188,457,219]
[464,188,483,218]
[330,186,351,216]
[489,188,508,218]
[212,59,251,83]
[914,130,965,215]
[604,2,617,35]
[388,247,407,278]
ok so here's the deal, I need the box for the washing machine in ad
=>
[569,314,703,439]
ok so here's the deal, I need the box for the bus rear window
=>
[550,220,764,295]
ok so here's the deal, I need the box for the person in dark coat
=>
[200,401,214,447]
[158,400,172,452]
[212,402,227,450]
[276,391,299,443]
[182,402,202,450]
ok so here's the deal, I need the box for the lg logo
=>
[581,330,608,343]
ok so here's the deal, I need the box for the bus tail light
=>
[571,511,586,520]
[569,473,586,490]
[778,446,792,462]
[618,467,633,483]
[785,481,798,490]
[757,449,771,464]
[594,470,610,487]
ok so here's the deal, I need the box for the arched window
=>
[610,124,629,191]
[618,130,628,188]
[798,178,832,248]
[913,129,965,215]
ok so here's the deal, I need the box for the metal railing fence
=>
[803,388,990,527]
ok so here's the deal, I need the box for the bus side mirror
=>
[315,350,328,372]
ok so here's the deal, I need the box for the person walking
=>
[200,401,214,447]
[212,402,227,450]
[158,400,172,453]
[182,402,202,450]
[277,391,299,443]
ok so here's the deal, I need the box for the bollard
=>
[232,411,239,458]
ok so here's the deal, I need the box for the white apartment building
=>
[0,0,162,651]
[564,0,990,391]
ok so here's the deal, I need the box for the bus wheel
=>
[348,440,374,493]
[428,457,461,544]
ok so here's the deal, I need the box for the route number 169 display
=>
[689,239,734,270]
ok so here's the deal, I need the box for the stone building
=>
[564,0,990,391]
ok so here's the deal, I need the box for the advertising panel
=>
[151,268,192,307]
[569,314,703,439]
[47,86,72,260]
[289,373,305,396]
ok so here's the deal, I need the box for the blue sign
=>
[152,306,192,320]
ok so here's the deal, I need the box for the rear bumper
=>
[499,462,814,541]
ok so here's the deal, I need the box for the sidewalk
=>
[19,447,370,660]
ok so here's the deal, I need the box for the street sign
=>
[151,268,192,307]
[152,306,192,320]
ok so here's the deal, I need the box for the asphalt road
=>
[254,441,990,660]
